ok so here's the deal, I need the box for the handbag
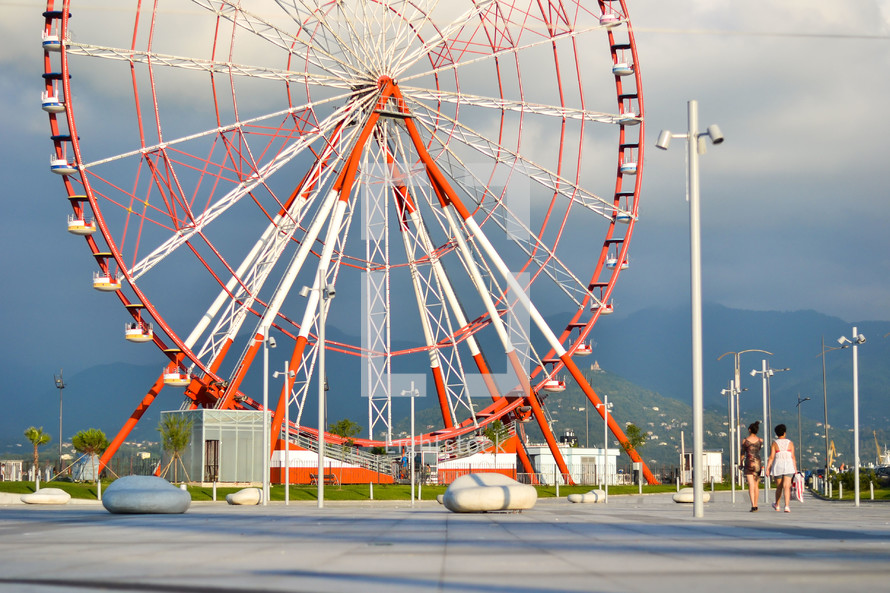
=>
[792,472,804,503]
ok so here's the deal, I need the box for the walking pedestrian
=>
[766,423,797,513]
[741,421,764,512]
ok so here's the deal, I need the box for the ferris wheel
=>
[42,0,655,484]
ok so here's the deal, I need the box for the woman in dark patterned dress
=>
[740,421,763,511]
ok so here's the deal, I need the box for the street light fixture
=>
[657,100,724,519]
[838,327,866,506]
[795,395,811,471]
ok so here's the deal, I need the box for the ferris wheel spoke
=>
[189,149,344,368]
[190,0,367,81]
[275,0,382,79]
[402,86,622,124]
[397,22,606,86]
[65,43,352,90]
[128,99,367,281]
[82,91,354,170]
[408,99,627,219]
[401,126,614,311]
[391,0,496,74]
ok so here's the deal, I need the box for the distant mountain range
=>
[3,304,888,467]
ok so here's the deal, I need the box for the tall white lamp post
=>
[720,380,741,503]
[838,327,866,506]
[795,395,810,471]
[401,381,420,506]
[596,396,611,502]
[261,334,277,506]
[300,268,335,509]
[272,364,295,505]
[656,99,724,518]
[818,338,844,494]
[53,370,66,473]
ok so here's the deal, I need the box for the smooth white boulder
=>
[226,487,262,506]
[673,487,710,504]
[21,487,71,505]
[442,473,537,513]
[102,476,191,514]
[567,489,606,504]
[436,494,445,505]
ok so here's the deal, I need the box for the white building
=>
[680,451,723,484]
[526,445,620,485]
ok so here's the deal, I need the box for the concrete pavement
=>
[1,490,888,592]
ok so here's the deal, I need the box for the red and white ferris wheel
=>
[42,0,655,484]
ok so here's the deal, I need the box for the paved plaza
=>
[1,490,888,592]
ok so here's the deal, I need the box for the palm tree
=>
[72,428,110,483]
[158,414,194,482]
[24,426,51,487]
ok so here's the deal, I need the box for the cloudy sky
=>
[1,0,888,389]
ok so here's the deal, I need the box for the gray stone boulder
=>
[567,489,606,504]
[226,487,262,505]
[673,487,710,504]
[21,487,71,505]
[102,476,191,514]
[442,473,537,513]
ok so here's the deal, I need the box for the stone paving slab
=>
[0,491,888,592]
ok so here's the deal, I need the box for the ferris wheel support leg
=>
[514,437,538,483]
[99,372,167,473]
[217,183,340,412]
[269,335,309,452]
[429,364,454,429]
[506,350,575,485]
[559,353,658,485]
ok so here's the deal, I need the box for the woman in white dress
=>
[766,423,797,512]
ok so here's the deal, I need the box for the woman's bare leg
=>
[747,474,759,507]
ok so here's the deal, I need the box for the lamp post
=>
[53,370,67,473]
[272,364,294,505]
[596,396,611,502]
[795,395,811,471]
[656,99,724,518]
[261,334,276,506]
[401,381,420,507]
[300,268,335,509]
[838,327,866,506]
[720,380,746,503]
[818,337,844,493]
[750,362,790,501]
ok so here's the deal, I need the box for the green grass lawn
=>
[1,480,679,501]
[4,479,884,501]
